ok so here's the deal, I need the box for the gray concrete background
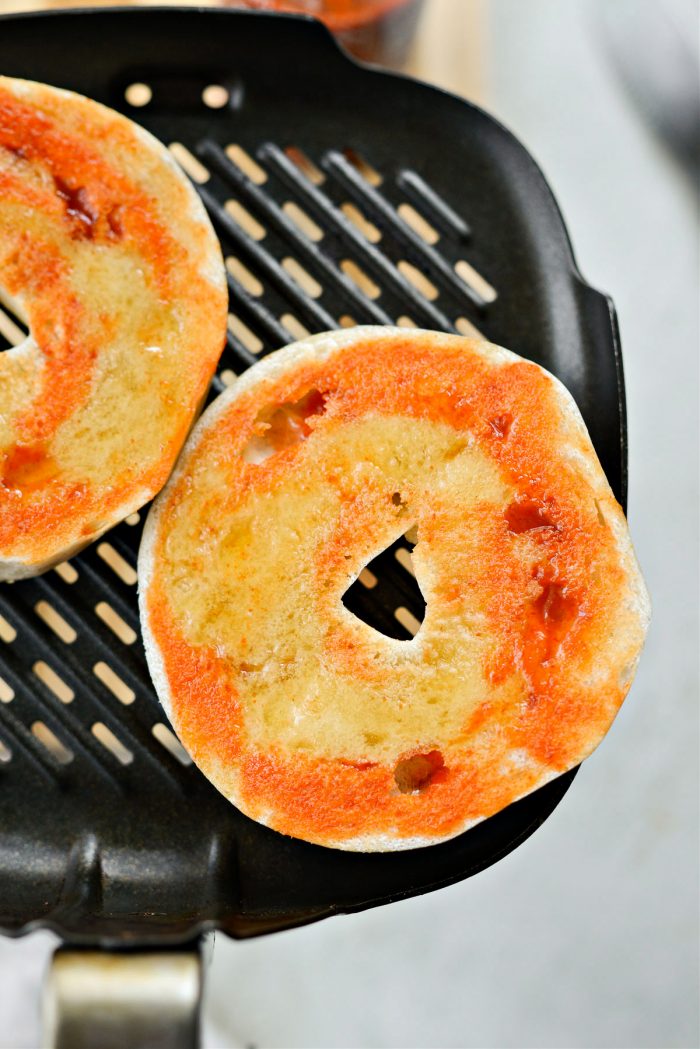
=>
[1,1,698,1046]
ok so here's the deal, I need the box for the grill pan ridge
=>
[0,7,624,945]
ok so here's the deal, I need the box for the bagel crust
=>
[139,327,650,851]
[0,76,227,579]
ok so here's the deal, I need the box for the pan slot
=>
[96,543,137,586]
[397,261,438,301]
[226,145,267,184]
[93,662,135,705]
[397,169,471,239]
[168,142,210,184]
[280,314,310,341]
[123,74,240,114]
[34,601,77,644]
[282,201,323,242]
[124,82,152,108]
[220,369,237,386]
[33,661,74,704]
[0,613,16,643]
[224,201,266,240]
[53,561,78,584]
[397,203,439,245]
[358,567,377,589]
[455,316,485,339]
[226,257,264,296]
[152,722,192,766]
[32,722,73,765]
[0,737,11,763]
[341,202,381,243]
[395,546,416,576]
[339,314,358,328]
[281,258,322,298]
[91,722,133,766]
[342,148,382,186]
[0,677,14,703]
[0,305,27,349]
[125,513,140,527]
[340,259,381,300]
[95,602,137,646]
[228,314,263,354]
[455,260,497,303]
[394,606,421,636]
[284,146,324,185]
[396,315,418,328]
[202,84,229,109]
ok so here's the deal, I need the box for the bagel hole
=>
[342,529,425,641]
[394,750,445,793]
[241,389,327,464]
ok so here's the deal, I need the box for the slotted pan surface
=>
[0,7,625,945]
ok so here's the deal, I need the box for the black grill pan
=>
[0,7,625,945]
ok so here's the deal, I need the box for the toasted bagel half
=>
[0,76,227,579]
[139,327,650,851]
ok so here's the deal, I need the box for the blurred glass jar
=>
[222,0,425,66]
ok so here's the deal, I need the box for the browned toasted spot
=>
[2,443,59,492]
[242,388,327,463]
[54,176,99,239]
[505,496,556,533]
[394,750,445,793]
